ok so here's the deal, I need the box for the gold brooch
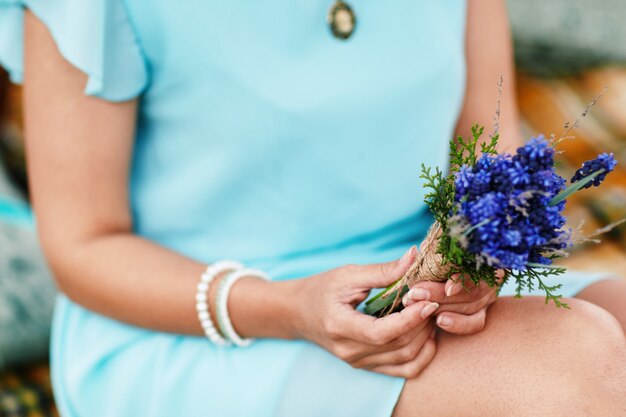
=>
[327,1,356,40]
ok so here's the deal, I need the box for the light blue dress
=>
[0,1,611,416]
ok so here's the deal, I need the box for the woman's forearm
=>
[49,232,300,338]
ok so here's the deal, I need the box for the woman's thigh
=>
[576,278,626,332]
[55,298,405,417]
[393,296,626,417]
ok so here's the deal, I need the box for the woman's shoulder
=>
[0,0,149,102]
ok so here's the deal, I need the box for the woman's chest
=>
[124,1,467,114]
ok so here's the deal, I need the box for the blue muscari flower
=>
[531,170,564,191]
[454,166,473,202]
[506,161,531,186]
[570,153,617,189]
[454,136,570,270]
[469,170,491,195]
[528,253,552,265]
[464,192,503,224]
[512,135,555,173]
[488,155,514,192]
[503,229,522,247]
[488,249,528,270]
[474,154,495,171]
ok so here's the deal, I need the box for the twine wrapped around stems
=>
[379,223,452,315]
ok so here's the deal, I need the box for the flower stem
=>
[364,283,410,316]
[549,169,603,206]
[463,218,490,236]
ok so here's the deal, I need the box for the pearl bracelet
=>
[215,268,270,347]
[195,260,243,346]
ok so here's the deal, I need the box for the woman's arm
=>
[23,9,306,338]
[455,0,522,151]
[23,10,245,336]
[23,10,439,379]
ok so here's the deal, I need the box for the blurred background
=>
[1,1,626,416]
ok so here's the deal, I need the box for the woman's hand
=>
[292,246,439,378]
[402,273,499,335]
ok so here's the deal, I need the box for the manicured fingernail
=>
[420,302,439,319]
[445,281,462,297]
[400,247,411,262]
[437,315,453,328]
[400,246,415,263]
[408,288,430,301]
[403,294,415,307]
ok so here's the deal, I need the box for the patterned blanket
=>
[0,364,57,417]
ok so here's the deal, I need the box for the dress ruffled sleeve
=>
[0,0,149,102]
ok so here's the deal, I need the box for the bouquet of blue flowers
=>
[364,125,617,317]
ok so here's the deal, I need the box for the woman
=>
[1,0,625,416]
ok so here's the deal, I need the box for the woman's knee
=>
[394,297,626,417]
[486,297,625,384]
[560,297,624,352]
[545,299,626,413]
[547,298,625,370]
[576,279,626,333]
[488,296,623,346]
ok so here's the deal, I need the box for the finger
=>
[402,286,431,307]
[346,300,438,346]
[407,279,494,305]
[349,316,432,363]
[355,246,417,288]
[371,338,437,379]
[402,277,467,306]
[444,275,464,297]
[434,289,498,315]
[436,307,487,335]
[443,270,505,299]
[353,321,434,368]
